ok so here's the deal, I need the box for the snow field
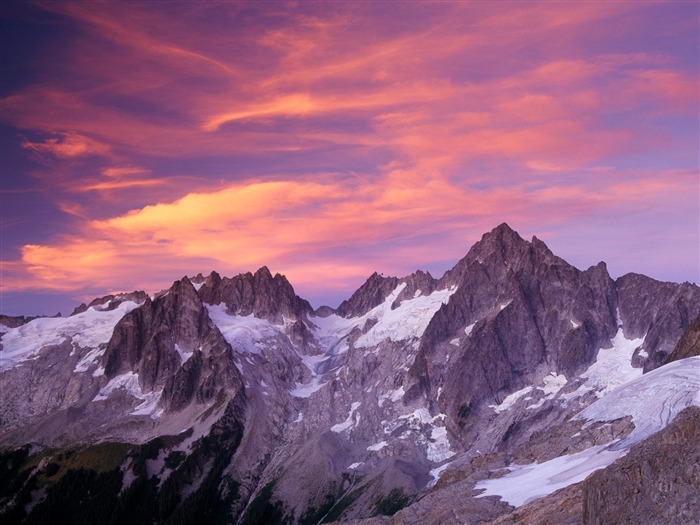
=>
[311,283,457,350]
[476,357,700,507]
[577,356,700,447]
[475,444,626,506]
[1,301,141,371]
[205,304,283,356]
[562,325,645,400]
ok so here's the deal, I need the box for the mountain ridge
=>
[1,223,698,525]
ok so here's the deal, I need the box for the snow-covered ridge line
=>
[0,301,142,371]
[311,283,458,350]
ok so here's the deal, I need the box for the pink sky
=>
[1,1,698,315]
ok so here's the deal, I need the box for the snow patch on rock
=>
[490,386,533,413]
[428,459,456,488]
[475,443,626,507]
[311,284,457,350]
[562,326,645,400]
[331,402,362,432]
[290,376,327,398]
[174,344,195,365]
[527,373,568,410]
[94,371,162,418]
[426,425,454,462]
[74,347,104,373]
[386,408,455,462]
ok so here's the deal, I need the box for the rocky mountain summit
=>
[1,223,698,524]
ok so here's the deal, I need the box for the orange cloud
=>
[78,179,165,192]
[74,166,163,192]
[3,2,693,172]
[6,163,695,300]
[101,166,151,178]
[2,1,697,306]
[21,132,110,159]
[203,94,318,131]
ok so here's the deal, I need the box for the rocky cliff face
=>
[0,315,42,329]
[1,223,698,525]
[616,273,700,371]
[335,270,438,318]
[408,224,618,426]
[102,277,243,413]
[335,272,401,318]
[663,313,700,364]
[582,405,700,525]
[197,266,313,322]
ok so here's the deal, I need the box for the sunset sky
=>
[1,1,698,316]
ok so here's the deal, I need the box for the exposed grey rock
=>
[315,305,336,317]
[1,223,699,525]
[0,339,93,436]
[197,266,313,322]
[336,272,400,318]
[663,314,700,364]
[484,482,582,525]
[616,273,700,371]
[582,405,700,525]
[0,315,40,328]
[407,223,619,427]
[392,270,437,307]
[337,270,438,319]
[102,276,242,412]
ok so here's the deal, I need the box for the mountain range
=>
[1,223,698,524]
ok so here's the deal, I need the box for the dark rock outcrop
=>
[582,405,700,525]
[0,315,40,328]
[197,266,312,322]
[314,305,336,317]
[616,274,700,371]
[102,277,242,412]
[408,223,618,421]
[336,272,400,318]
[336,269,440,318]
[392,270,438,307]
[663,314,700,364]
